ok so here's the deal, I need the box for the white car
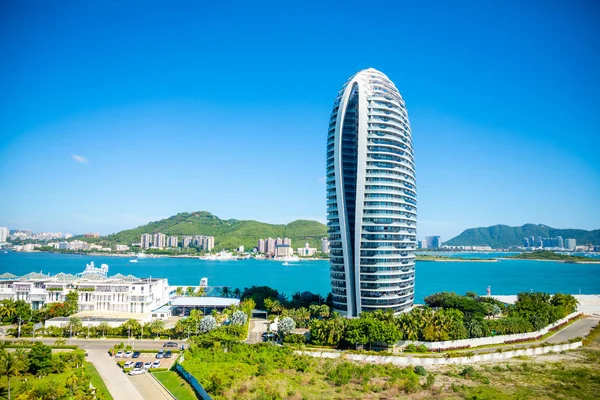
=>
[124,351,133,358]
[152,360,161,368]
[115,351,124,358]
[143,361,152,370]
[124,361,134,368]
[128,368,145,376]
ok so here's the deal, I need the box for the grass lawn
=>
[153,371,197,400]
[84,362,114,400]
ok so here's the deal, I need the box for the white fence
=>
[395,312,582,350]
[298,341,582,366]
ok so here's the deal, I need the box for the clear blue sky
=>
[1,0,599,241]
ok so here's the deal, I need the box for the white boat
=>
[129,259,138,263]
[276,255,300,262]
[203,250,235,261]
[282,262,290,266]
[136,253,148,258]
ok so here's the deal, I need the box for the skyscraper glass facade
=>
[327,68,416,317]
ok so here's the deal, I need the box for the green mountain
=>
[444,223,600,248]
[97,211,327,250]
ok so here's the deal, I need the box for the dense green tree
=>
[27,342,53,376]
[64,291,79,315]
[241,286,279,309]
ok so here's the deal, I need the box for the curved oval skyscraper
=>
[326,68,416,317]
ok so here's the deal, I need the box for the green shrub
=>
[414,365,427,376]
[423,373,435,389]
[416,344,428,353]
[405,344,417,352]
[459,366,475,378]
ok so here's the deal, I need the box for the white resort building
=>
[0,262,170,314]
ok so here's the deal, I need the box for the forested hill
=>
[444,223,600,248]
[97,211,328,250]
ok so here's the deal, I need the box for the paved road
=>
[545,316,599,344]
[245,318,268,344]
[87,350,144,400]
[129,372,175,400]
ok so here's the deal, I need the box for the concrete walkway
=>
[86,350,144,400]
[129,372,175,400]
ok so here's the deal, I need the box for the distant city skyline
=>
[1,1,599,240]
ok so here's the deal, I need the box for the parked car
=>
[163,342,178,348]
[134,361,143,369]
[156,350,164,359]
[143,361,152,370]
[124,361,134,368]
[164,350,172,358]
[129,369,144,375]
[124,351,133,358]
[152,360,161,368]
[115,351,124,358]
[132,351,141,358]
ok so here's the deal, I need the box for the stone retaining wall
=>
[298,341,581,366]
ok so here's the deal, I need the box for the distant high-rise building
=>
[265,238,276,254]
[84,233,100,238]
[418,239,428,249]
[326,68,416,317]
[426,236,441,249]
[565,239,576,251]
[275,237,284,246]
[182,236,192,248]
[141,234,152,249]
[201,236,215,252]
[283,237,292,246]
[321,237,330,254]
[535,236,543,247]
[0,227,8,242]
[258,239,266,253]
[523,238,530,247]
[557,236,564,249]
[167,236,178,248]
[153,233,166,248]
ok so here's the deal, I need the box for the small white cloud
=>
[71,155,89,164]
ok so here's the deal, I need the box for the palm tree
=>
[0,299,17,323]
[67,317,83,336]
[175,287,184,296]
[0,349,27,400]
[220,287,230,298]
[232,288,241,299]
[185,286,195,297]
[54,338,66,346]
[98,321,111,338]
[123,319,141,337]
[194,287,206,297]
[149,319,165,339]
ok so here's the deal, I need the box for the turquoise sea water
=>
[1,252,599,303]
